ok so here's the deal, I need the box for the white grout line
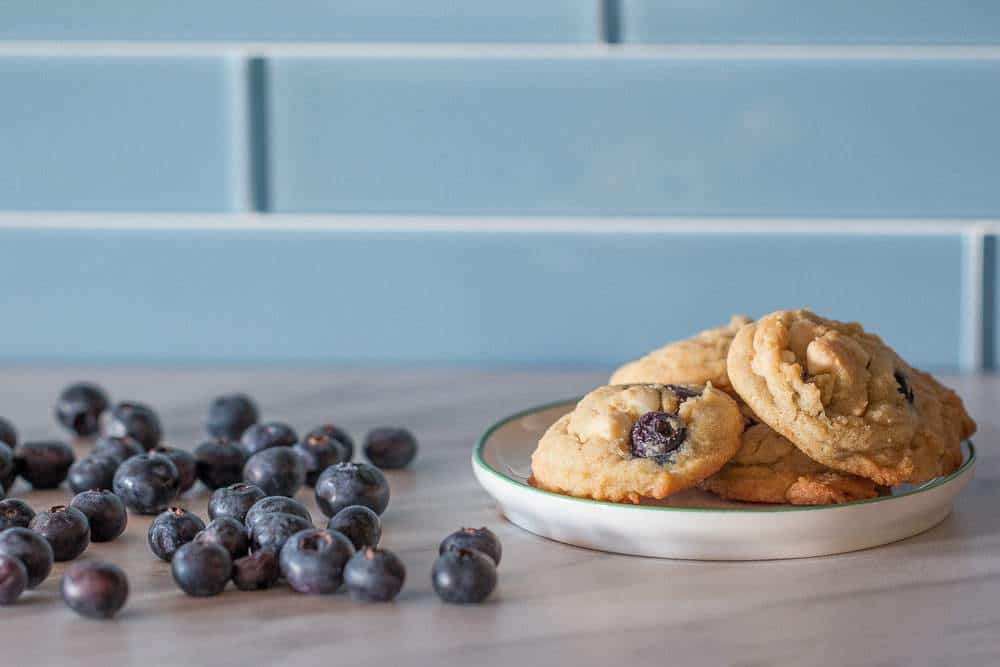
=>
[2,41,1000,59]
[961,228,987,372]
[0,212,991,235]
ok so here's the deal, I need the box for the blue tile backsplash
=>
[619,1,1000,44]
[268,57,1000,217]
[0,5,995,368]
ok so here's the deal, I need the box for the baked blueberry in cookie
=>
[530,384,742,504]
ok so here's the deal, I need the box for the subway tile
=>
[0,57,238,211]
[0,1,598,43]
[618,1,1000,44]
[268,57,1000,217]
[0,228,964,368]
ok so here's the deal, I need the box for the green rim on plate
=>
[473,397,976,514]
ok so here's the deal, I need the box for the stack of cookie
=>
[530,309,976,506]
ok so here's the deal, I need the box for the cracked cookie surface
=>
[726,309,975,486]
[530,384,742,503]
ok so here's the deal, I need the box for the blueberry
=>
[70,490,127,543]
[244,496,313,536]
[67,454,119,494]
[243,447,306,498]
[113,454,179,515]
[294,433,350,487]
[0,417,17,448]
[363,427,418,469]
[232,549,280,591]
[0,527,54,587]
[314,462,390,518]
[15,440,75,489]
[0,553,27,605]
[0,499,34,531]
[344,547,406,602]
[198,517,249,560]
[895,370,915,404]
[0,442,15,492]
[431,548,497,604]
[29,505,91,562]
[106,401,162,451]
[93,435,144,465]
[250,512,314,554]
[208,482,266,523]
[171,540,231,597]
[241,422,298,456]
[279,529,354,594]
[439,527,502,566]
[327,505,381,550]
[306,424,355,461]
[61,560,129,619]
[55,382,109,437]
[193,439,247,490]
[206,393,258,440]
[150,446,197,494]
[148,507,205,562]
[630,411,686,463]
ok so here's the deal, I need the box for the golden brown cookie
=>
[726,309,976,486]
[531,383,743,504]
[700,423,886,505]
[610,316,752,390]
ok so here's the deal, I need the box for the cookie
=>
[530,383,743,503]
[726,309,976,486]
[700,423,886,505]
[610,315,752,390]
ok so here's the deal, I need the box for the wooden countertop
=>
[0,367,996,666]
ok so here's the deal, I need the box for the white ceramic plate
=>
[473,399,976,560]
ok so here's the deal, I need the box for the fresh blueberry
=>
[55,382,109,437]
[0,442,15,492]
[439,527,502,566]
[208,482,266,523]
[249,512,313,554]
[344,547,406,602]
[15,440,75,489]
[363,427,417,470]
[67,454,119,494]
[244,496,312,536]
[148,507,205,562]
[327,505,381,550]
[29,505,91,562]
[193,439,247,490]
[0,499,34,531]
[206,393,258,441]
[93,435,144,465]
[314,462,390,518]
[241,422,298,456]
[0,417,17,448]
[242,447,306,498]
[630,411,686,463]
[0,553,27,605]
[171,540,231,597]
[232,549,280,591]
[60,560,129,619]
[198,517,249,560]
[294,433,350,487]
[306,424,354,461]
[431,548,497,604]
[150,446,197,494]
[70,490,127,543]
[106,401,162,451]
[0,527,54,588]
[279,529,354,594]
[113,453,179,515]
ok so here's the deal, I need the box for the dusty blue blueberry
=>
[363,427,417,470]
[70,490,127,543]
[249,512,313,554]
[243,447,305,498]
[208,482,266,523]
[206,393,258,440]
[344,547,406,602]
[630,411,686,464]
[61,560,128,619]
[171,540,231,597]
[327,505,381,550]
[198,517,249,560]
[150,446,197,494]
[15,440,75,489]
[29,505,91,561]
[148,507,205,562]
[439,527,502,566]
[0,527,54,587]
[55,382,109,437]
[306,424,354,461]
[279,529,354,594]
[0,499,34,531]
[106,401,162,451]
[113,454,179,515]
[0,553,27,605]
[67,454,119,494]
[193,439,247,490]
[244,496,312,535]
[93,435,144,465]
[314,462,390,518]
[431,548,497,604]
[294,433,349,487]
[232,549,280,591]
[241,422,297,456]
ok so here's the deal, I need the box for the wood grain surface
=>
[0,367,996,667]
